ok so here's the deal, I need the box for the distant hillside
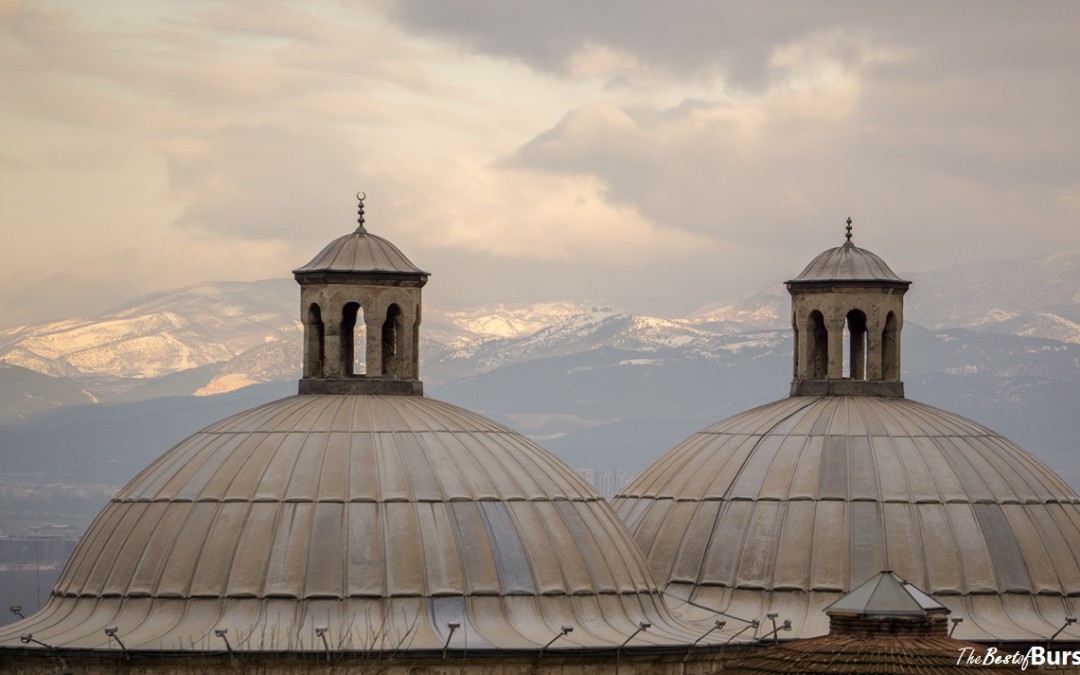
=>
[0,251,1077,494]
[0,365,96,424]
[690,251,1080,344]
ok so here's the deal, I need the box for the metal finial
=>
[845,217,853,242]
[356,192,367,233]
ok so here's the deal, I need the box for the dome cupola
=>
[294,194,429,395]
[0,195,729,659]
[787,218,911,397]
[614,222,1080,645]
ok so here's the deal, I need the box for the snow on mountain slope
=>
[1,251,1076,395]
[0,280,300,378]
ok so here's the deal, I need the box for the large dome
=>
[0,394,710,652]
[614,395,1080,641]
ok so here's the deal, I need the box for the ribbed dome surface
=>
[613,396,1080,642]
[790,242,908,284]
[1,395,724,652]
[293,229,427,276]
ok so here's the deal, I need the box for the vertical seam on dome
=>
[722,397,821,502]
[889,402,966,593]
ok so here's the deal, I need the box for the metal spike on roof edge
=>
[356,191,367,233]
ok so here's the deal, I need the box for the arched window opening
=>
[809,310,828,379]
[305,303,325,378]
[790,321,799,380]
[412,303,422,376]
[846,309,868,380]
[882,311,899,380]
[341,302,366,376]
[382,304,403,378]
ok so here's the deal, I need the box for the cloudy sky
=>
[2,0,1078,326]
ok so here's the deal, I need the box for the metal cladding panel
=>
[973,503,1033,593]
[893,435,940,502]
[293,230,427,276]
[305,502,347,597]
[283,432,326,501]
[1037,504,1080,593]
[728,436,784,499]
[447,502,500,594]
[263,502,313,597]
[631,432,712,495]
[383,502,426,595]
[847,436,876,501]
[253,433,305,500]
[189,502,248,597]
[998,504,1059,593]
[126,502,182,596]
[914,437,968,503]
[345,502,385,597]
[478,501,536,594]
[757,435,807,500]
[701,501,753,587]
[659,501,710,584]
[373,432,411,501]
[156,503,218,597]
[670,500,721,584]
[119,433,215,501]
[848,501,883,588]
[871,436,911,502]
[228,502,278,596]
[346,432,379,500]
[880,502,927,590]
[690,435,752,498]
[787,436,824,500]
[916,503,963,594]
[508,500,574,594]
[612,493,650,532]
[945,503,997,593]
[553,501,618,594]
[415,502,464,596]
[772,500,815,590]
[817,436,849,500]
[737,501,782,589]
[649,434,723,497]
[790,243,907,283]
[809,501,846,591]
[101,501,169,595]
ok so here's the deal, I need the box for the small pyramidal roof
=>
[293,193,428,278]
[825,571,947,619]
[788,218,910,286]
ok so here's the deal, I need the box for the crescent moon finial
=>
[356,192,367,232]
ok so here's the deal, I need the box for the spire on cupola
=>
[786,218,911,397]
[293,194,429,395]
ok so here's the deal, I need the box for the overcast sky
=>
[2,0,1078,327]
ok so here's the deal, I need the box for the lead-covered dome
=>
[616,223,1080,644]
[0,395,710,652]
[0,198,730,656]
[293,229,428,278]
[615,374,1080,642]
[788,223,908,286]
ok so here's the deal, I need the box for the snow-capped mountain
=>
[689,251,1080,344]
[1,252,1079,493]
[0,250,1077,405]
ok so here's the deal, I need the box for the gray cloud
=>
[168,124,366,243]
